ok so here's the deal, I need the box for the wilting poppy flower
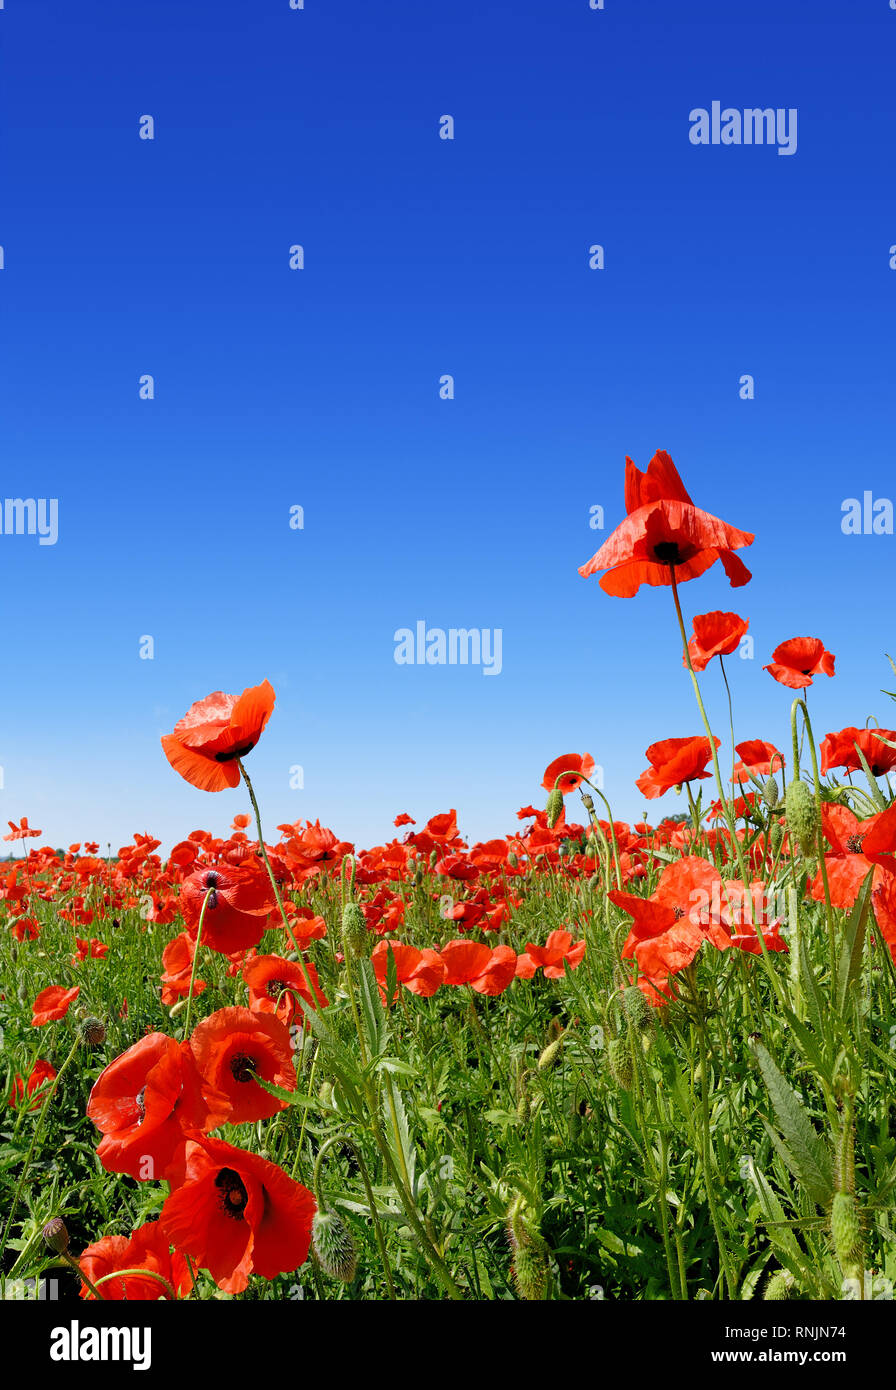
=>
[180,861,277,955]
[9,1059,57,1110]
[515,930,587,979]
[732,740,784,783]
[87,1032,227,1182]
[764,638,835,689]
[188,1007,296,1124]
[609,856,731,984]
[686,611,749,672]
[636,736,719,799]
[820,726,896,780]
[79,1222,194,1301]
[242,953,328,1025]
[439,941,518,995]
[541,754,596,795]
[161,680,275,793]
[31,984,79,1026]
[579,451,754,597]
[160,1134,316,1295]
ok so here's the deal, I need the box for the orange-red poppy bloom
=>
[4,817,42,842]
[161,680,275,792]
[541,754,596,795]
[732,739,784,783]
[371,941,446,1003]
[79,1222,195,1301]
[636,736,719,799]
[242,953,328,1025]
[608,856,731,984]
[820,726,896,780]
[807,804,896,927]
[31,984,79,1026]
[686,611,749,672]
[160,1135,316,1295]
[88,1032,227,1182]
[188,1006,296,1124]
[515,930,587,979]
[764,638,835,689]
[579,451,754,597]
[9,1059,57,1110]
[719,880,788,954]
[180,862,277,954]
[439,940,518,995]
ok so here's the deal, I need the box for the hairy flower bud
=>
[763,776,780,810]
[623,985,653,1031]
[340,902,368,957]
[607,1035,634,1090]
[784,779,818,855]
[831,1192,862,1270]
[537,1037,563,1072]
[312,1210,358,1283]
[763,1270,794,1301]
[506,1195,548,1301]
[545,789,564,829]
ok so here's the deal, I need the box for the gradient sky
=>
[1,0,895,856]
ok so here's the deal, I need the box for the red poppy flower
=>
[807,804,896,925]
[161,680,275,792]
[188,1007,296,1124]
[72,937,109,965]
[820,727,896,780]
[394,812,416,827]
[31,984,79,1026]
[79,1222,194,1301]
[515,930,587,979]
[159,1134,316,1295]
[4,817,42,842]
[439,941,518,995]
[686,611,749,672]
[609,856,731,984]
[635,736,719,799]
[763,638,835,689]
[371,941,446,1003]
[242,953,328,1025]
[732,740,784,783]
[160,931,207,1005]
[180,861,277,954]
[9,1059,56,1110]
[88,1032,227,1182]
[579,451,754,597]
[541,754,596,795]
[719,880,788,954]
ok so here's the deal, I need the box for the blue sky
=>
[1,0,895,855]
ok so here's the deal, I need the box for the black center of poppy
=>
[673,905,686,919]
[654,542,684,566]
[214,1168,248,1220]
[204,872,220,889]
[230,1052,258,1083]
[266,979,288,1001]
[846,834,865,853]
[214,742,256,764]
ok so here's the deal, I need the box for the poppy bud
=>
[312,1210,358,1283]
[607,1036,633,1090]
[81,1017,106,1047]
[763,776,780,810]
[537,1037,563,1071]
[169,997,189,1019]
[429,850,438,868]
[784,779,818,855]
[319,1080,335,1108]
[506,1195,548,1301]
[623,985,653,1031]
[340,903,368,958]
[831,1192,862,1269]
[769,822,784,854]
[42,1217,69,1255]
[545,789,564,829]
[588,873,601,892]
[763,1270,794,1301]
[414,864,424,886]
[507,852,518,869]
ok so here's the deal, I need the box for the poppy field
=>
[3,450,896,1305]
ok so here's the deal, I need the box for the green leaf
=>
[851,742,889,811]
[836,869,874,1015]
[752,1041,833,1208]
[358,957,387,1058]
[251,1076,335,1111]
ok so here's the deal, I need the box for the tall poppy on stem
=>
[161,681,275,792]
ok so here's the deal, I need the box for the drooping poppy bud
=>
[784,779,818,855]
[312,1210,358,1283]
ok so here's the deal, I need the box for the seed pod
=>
[340,902,368,957]
[607,1035,633,1090]
[42,1218,69,1255]
[784,779,818,855]
[831,1192,862,1269]
[312,1210,358,1283]
[545,789,564,829]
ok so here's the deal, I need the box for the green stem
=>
[182,886,214,1037]
[312,1135,397,1299]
